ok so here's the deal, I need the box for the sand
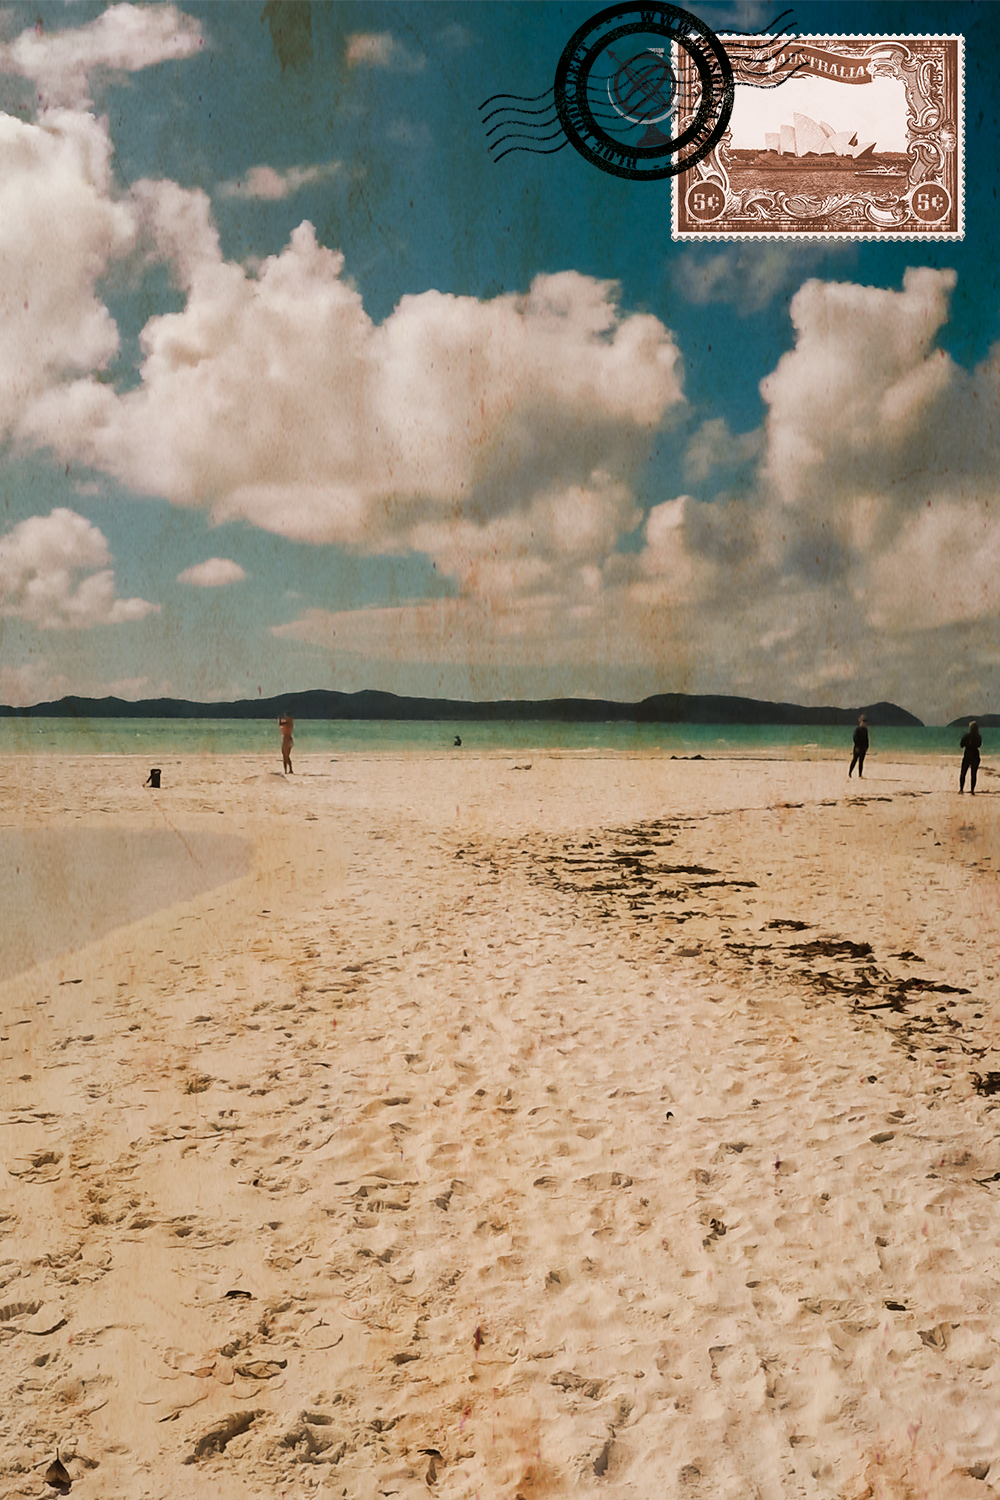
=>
[0,750,997,1500]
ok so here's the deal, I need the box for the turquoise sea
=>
[0,716,989,760]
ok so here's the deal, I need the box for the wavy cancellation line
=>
[478,9,803,164]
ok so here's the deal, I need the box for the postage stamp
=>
[672,35,964,240]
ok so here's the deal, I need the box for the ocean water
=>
[0,716,988,761]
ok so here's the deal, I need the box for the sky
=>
[0,0,997,724]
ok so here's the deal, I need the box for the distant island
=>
[947,714,999,729]
[0,690,924,727]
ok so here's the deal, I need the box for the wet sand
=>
[0,751,997,1499]
[0,829,251,982]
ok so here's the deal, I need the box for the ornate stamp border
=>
[672,35,964,240]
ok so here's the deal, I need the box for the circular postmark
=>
[554,3,734,181]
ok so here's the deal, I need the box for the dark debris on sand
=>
[461,819,990,1092]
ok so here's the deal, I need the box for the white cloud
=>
[625,267,1000,718]
[22,231,684,573]
[274,588,628,670]
[867,502,1000,631]
[0,108,135,435]
[673,244,844,314]
[218,160,342,201]
[0,83,682,636]
[438,23,473,50]
[132,177,221,289]
[0,663,167,706]
[177,557,247,587]
[0,509,160,629]
[292,265,994,717]
[387,118,431,150]
[761,267,961,508]
[0,3,204,107]
[751,266,1000,654]
[103,675,158,698]
[0,659,73,707]
[625,497,703,611]
[684,417,763,482]
[345,32,425,72]
[7,178,685,685]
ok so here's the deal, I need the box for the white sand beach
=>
[1,751,998,1500]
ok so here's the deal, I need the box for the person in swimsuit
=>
[849,714,869,778]
[279,714,294,774]
[959,719,981,794]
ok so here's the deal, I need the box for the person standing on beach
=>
[279,714,294,774]
[959,719,981,794]
[849,714,869,778]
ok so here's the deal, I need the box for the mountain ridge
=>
[947,713,999,729]
[0,690,924,727]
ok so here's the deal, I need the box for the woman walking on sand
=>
[959,720,981,794]
[279,714,294,774]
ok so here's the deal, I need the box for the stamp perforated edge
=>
[670,33,965,242]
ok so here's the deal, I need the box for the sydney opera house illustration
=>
[762,112,878,163]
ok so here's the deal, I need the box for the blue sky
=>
[0,1,997,722]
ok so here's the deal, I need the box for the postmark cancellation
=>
[673,35,964,240]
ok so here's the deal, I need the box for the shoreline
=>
[1,754,997,1497]
[1,744,993,763]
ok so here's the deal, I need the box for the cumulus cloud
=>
[754,268,1000,624]
[0,509,159,629]
[624,266,1000,717]
[0,4,204,107]
[867,503,999,631]
[673,243,844,315]
[132,178,221,287]
[684,417,763,483]
[22,230,684,575]
[0,659,73,707]
[218,160,342,201]
[0,109,135,435]
[177,557,247,587]
[345,32,425,72]
[761,268,964,507]
[6,159,685,686]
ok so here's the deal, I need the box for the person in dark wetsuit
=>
[849,714,869,778]
[959,719,982,794]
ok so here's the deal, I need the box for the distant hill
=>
[0,690,924,727]
[947,714,999,729]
